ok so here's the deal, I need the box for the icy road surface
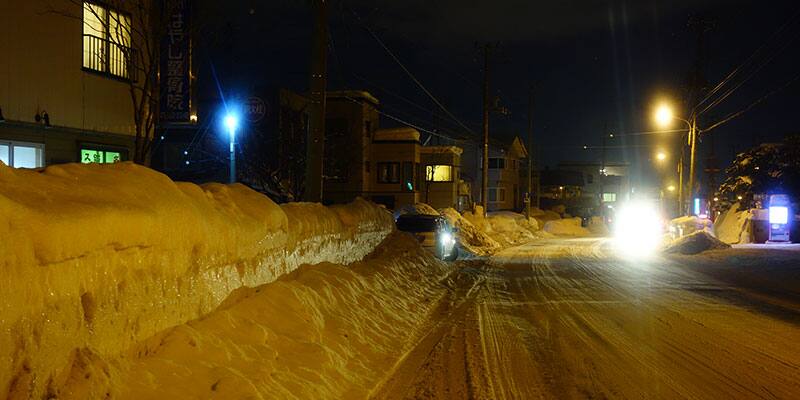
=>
[372,237,800,399]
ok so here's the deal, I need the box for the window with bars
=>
[83,2,134,80]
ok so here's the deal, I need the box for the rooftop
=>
[326,90,380,106]
[373,127,420,143]
[420,146,463,155]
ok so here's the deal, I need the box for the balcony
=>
[82,34,137,82]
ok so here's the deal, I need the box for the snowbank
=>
[0,162,393,398]
[714,203,752,244]
[440,208,501,256]
[663,231,731,255]
[669,215,713,238]
[543,217,591,236]
[49,233,455,399]
[393,202,439,218]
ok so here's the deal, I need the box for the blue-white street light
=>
[224,113,238,183]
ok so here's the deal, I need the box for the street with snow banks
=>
[374,237,800,400]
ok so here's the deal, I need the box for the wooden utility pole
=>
[481,44,491,215]
[305,0,327,202]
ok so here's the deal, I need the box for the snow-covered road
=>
[373,237,800,399]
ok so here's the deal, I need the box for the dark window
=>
[489,158,506,169]
[324,118,349,182]
[365,120,372,138]
[402,161,414,191]
[587,174,594,184]
[364,160,370,173]
[378,162,400,183]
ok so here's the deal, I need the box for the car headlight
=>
[439,232,453,245]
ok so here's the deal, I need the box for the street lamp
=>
[667,185,676,192]
[654,104,674,128]
[224,113,238,184]
[656,151,667,162]
[652,101,698,216]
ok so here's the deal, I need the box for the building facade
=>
[420,146,467,210]
[323,91,380,204]
[557,162,630,208]
[369,127,421,209]
[0,0,149,167]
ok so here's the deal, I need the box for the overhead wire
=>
[347,6,477,136]
[694,8,800,116]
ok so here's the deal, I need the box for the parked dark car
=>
[395,214,458,260]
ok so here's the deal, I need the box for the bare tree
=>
[47,0,176,164]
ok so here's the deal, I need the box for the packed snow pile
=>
[440,207,501,256]
[460,208,549,249]
[587,216,610,236]
[669,215,713,238]
[393,202,439,218]
[47,233,456,399]
[663,231,732,255]
[714,203,752,244]
[543,217,591,236]
[0,162,393,399]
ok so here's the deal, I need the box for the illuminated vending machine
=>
[768,194,791,243]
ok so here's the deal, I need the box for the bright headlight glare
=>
[614,201,662,258]
[440,232,453,244]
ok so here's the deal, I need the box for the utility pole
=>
[687,116,698,214]
[685,15,714,215]
[305,0,327,202]
[481,43,491,216]
[526,86,533,218]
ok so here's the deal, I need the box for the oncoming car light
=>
[439,231,454,245]
[614,201,663,258]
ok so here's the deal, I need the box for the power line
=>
[694,8,800,116]
[338,94,469,143]
[348,8,477,136]
[702,70,800,133]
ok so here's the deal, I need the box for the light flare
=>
[613,201,663,258]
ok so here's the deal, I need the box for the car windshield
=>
[396,216,438,233]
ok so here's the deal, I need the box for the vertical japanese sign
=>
[160,0,190,122]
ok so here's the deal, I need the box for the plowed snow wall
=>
[0,162,393,398]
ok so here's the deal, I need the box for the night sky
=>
[195,0,800,190]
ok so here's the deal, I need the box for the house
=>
[1,0,191,167]
[461,136,529,211]
[369,127,421,209]
[323,91,380,205]
[557,162,630,208]
[420,146,469,210]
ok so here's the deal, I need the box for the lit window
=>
[83,2,133,79]
[425,165,453,182]
[602,192,616,202]
[0,141,45,168]
[81,148,123,164]
[0,144,8,165]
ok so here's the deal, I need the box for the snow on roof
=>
[420,146,463,155]
[373,127,420,142]
[326,90,379,105]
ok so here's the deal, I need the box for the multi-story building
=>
[420,146,467,210]
[1,0,157,167]
[323,91,380,204]
[461,136,529,212]
[369,127,421,209]
[557,162,630,208]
